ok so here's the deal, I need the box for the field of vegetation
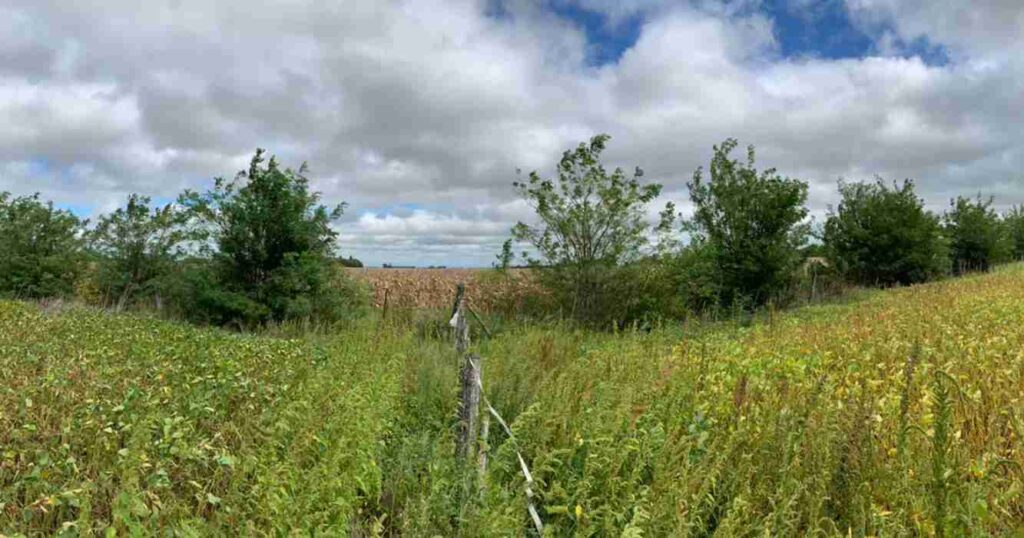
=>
[4,264,1024,535]
[345,267,540,313]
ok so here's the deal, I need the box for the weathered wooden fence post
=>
[452,282,480,462]
[457,353,482,461]
[451,283,468,354]
[478,407,490,481]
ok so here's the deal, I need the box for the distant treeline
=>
[379,264,448,269]
[338,255,363,268]
[2,136,1022,329]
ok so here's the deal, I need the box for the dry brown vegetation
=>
[345,267,541,314]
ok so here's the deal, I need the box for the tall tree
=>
[944,194,1009,274]
[0,192,86,298]
[178,149,350,326]
[88,194,186,308]
[511,134,672,324]
[824,179,948,286]
[685,139,809,307]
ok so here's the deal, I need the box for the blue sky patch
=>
[487,0,643,66]
[888,34,950,66]
[546,1,643,66]
[27,157,52,176]
[55,202,95,217]
[763,0,875,60]
[488,0,949,67]
[739,0,951,65]
[762,0,949,65]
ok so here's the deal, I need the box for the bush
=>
[684,139,810,308]
[614,258,689,326]
[824,179,948,286]
[0,192,86,298]
[510,134,673,327]
[177,149,363,327]
[87,194,186,309]
[664,242,722,315]
[944,195,1010,274]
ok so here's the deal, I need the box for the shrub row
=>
[506,135,1024,327]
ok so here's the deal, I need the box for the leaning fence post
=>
[452,282,479,462]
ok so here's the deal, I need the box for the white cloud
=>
[847,0,1024,56]
[0,0,1022,266]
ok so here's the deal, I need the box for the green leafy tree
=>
[685,139,810,308]
[88,194,187,308]
[944,195,1009,274]
[823,179,948,286]
[0,193,86,298]
[511,134,672,325]
[178,149,356,327]
[1005,205,1024,261]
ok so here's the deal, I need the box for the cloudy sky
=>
[2,0,1022,266]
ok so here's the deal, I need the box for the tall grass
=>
[4,265,1024,535]
[0,303,407,534]
[374,265,1024,535]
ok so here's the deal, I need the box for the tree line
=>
[1,137,1022,329]
[506,135,1024,327]
[0,150,366,328]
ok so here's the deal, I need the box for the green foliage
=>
[177,149,360,327]
[0,192,86,299]
[6,263,1024,535]
[0,301,403,535]
[511,134,672,327]
[87,194,188,308]
[685,138,810,308]
[943,195,1009,274]
[494,238,514,272]
[664,242,723,314]
[1005,205,1024,261]
[824,179,949,286]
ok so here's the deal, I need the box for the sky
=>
[1,0,1023,267]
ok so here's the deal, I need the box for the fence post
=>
[453,283,470,354]
[457,353,482,461]
[477,406,490,496]
[452,282,479,462]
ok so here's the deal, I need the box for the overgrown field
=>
[0,306,409,535]
[4,266,1024,535]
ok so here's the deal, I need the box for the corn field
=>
[346,267,542,314]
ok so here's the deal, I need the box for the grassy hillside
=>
[4,266,1024,535]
